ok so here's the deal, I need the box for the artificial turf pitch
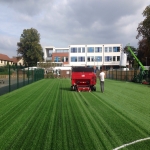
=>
[0,79,150,150]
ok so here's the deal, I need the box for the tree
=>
[17,28,43,66]
[137,5,150,42]
[137,38,150,65]
[136,5,150,65]
[124,46,137,68]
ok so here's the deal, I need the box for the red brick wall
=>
[52,53,69,65]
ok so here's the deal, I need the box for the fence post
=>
[34,69,36,81]
[9,65,11,92]
[17,65,19,89]
[33,69,35,82]
[126,68,127,81]
[23,68,25,86]
[28,66,29,84]
[32,69,34,83]
[121,69,122,81]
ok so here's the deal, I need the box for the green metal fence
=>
[0,65,44,96]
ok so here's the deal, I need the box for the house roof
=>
[10,57,22,63]
[0,53,22,63]
[0,53,11,61]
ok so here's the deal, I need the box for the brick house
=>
[0,53,24,66]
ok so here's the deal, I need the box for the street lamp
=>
[145,57,147,66]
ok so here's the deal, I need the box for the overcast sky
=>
[0,0,149,57]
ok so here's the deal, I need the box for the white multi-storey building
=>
[43,44,126,70]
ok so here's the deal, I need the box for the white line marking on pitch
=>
[113,137,150,150]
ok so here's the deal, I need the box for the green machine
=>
[127,46,148,83]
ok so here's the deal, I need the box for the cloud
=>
[0,0,55,16]
[0,35,18,57]
[37,0,149,47]
[0,0,149,57]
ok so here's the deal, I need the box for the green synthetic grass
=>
[0,79,150,150]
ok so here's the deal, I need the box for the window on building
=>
[105,56,112,62]
[66,57,68,62]
[55,49,61,53]
[82,47,85,53]
[49,53,52,57]
[113,56,116,61]
[64,49,68,53]
[71,47,77,53]
[95,56,102,62]
[87,57,90,62]
[113,47,120,52]
[88,47,94,53]
[95,47,102,53]
[113,47,117,52]
[105,47,108,52]
[54,57,61,62]
[55,49,69,53]
[61,57,64,62]
[109,47,112,52]
[78,57,85,62]
[71,57,77,62]
[91,56,94,62]
[78,47,81,53]
[117,56,120,61]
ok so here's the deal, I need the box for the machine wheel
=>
[93,86,96,91]
[91,86,96,91]
[71,86,74,91]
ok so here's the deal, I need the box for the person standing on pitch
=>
[99,69,105,93]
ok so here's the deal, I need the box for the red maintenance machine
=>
[71,67,97,92]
